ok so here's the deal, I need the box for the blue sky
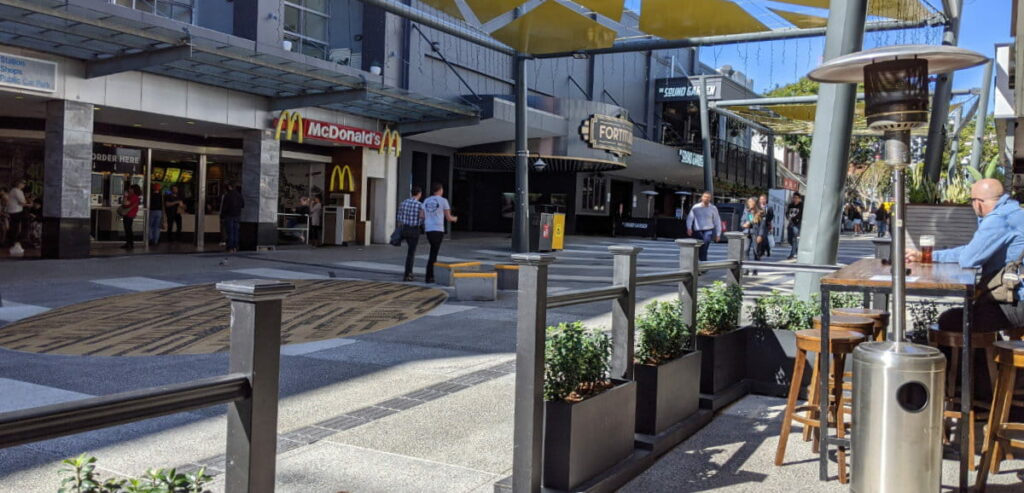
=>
[624,0,1010,99]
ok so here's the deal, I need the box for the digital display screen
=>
[164,168,181,183]
[152,167,165,181]
[180,170,194,183]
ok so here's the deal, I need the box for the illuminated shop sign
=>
[580,114,634,157]
[273,111,401,156]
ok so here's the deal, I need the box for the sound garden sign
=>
[580,114,634,157]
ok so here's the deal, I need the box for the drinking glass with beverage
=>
[920,235,935,264]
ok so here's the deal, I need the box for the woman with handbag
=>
[119,184,141,249]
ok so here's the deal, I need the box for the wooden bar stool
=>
[776,328,866,484]
[831,307,890,341]
[927,327,1000,471]
[976,341,1024,492]
[813,315,875,339]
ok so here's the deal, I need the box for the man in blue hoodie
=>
[906,179,1024,331]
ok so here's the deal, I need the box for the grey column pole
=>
[510,253,554,493]
[767,134,777,189]
[676,239,702,348]
[197,154,207,250]
[724,232,745,286]
[870,237,892,328]
[794,0,868,299]
[969,59,995,170]
[945,108,963,177]
[610,245,642,380]
[698,76,715,194]
[923,0,963,182]
[241,130,281,251]
[513,55,530,253]
[42,100,94,259]
[218,279,296,493]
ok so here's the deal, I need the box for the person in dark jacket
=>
[786,193,803,259]
[220,183,244,252]
[874,204,889,238]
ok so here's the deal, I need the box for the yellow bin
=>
[552,213,566,251]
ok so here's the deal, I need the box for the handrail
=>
[698,260,739,272]
[547,285,628,309]
[636,270,692,286]
[0,373,250,449]
[742,261,842,274]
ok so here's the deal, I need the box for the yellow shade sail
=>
[491,0,617,55]
[465,0,528,24]
[576,0,626,21]
[772,0,932,22]
[418,0,465,20]
[728,101,963,136]
[769,8,828,29]
[639,0,770,40]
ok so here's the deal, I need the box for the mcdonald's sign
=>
[328,164,356,193]
[378,128,402,157]
[275,111,304,144]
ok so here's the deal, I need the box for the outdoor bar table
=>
[818,258,978,492]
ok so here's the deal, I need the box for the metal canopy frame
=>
[0,0,478,124]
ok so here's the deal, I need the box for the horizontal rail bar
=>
[547,285,627,309]
[0,373,251,449]
[636,270,693,287]
[698,260,739,272]
[743,261,842,274]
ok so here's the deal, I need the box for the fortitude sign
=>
[274,112,401,156]
[0,53,56,93]
[579,114,634,157]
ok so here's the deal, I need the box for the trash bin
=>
[537,213,554,252]
[851,341,945,493]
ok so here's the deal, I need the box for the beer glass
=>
[920,235,935,264]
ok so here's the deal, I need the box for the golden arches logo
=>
[274,111,304,143]
[329,165,356,193]
[379,128,402,157]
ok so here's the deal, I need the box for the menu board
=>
[152,167,166,181]
[164,168,181,183]
[180,170,194,183]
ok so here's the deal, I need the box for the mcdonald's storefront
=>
[274,111,402,246]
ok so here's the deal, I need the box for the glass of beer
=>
[920,235,935,264]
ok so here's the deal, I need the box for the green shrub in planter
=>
[635,300,691,365]
[544,321,612,402]
[751,291,819,332]
[58,454,211,493]
[695,282,743,336]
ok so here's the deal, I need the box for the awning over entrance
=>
[0,0,478,124]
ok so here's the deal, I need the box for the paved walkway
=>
[4,234,1016,491]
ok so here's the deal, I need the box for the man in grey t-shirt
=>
[423,182,458,284]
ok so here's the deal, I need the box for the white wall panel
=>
[186,82,229,124]
[103,72,143,111]
[140,73,187,117]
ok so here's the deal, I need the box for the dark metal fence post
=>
[725,232,745,285]
[676,239,701,343]
[217,280,295,493]
[510,254,554,493]
[610,245,642,380]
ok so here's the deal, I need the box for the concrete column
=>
[610,245,642,380]
[233,0,283,48]
[922,0,963,182]
[42,100,93,259]
[240,130,280,251]
[794,0,867,299]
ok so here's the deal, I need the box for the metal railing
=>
[0,280,296,493]
[277,213,310,244]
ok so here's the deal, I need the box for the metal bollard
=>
[609,245,642,380]
[217,280,295,493]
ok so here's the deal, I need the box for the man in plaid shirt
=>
[397,186,425,281]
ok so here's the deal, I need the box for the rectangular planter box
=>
[746,327,810,398]
[635,351,701,436]
[695,326,749,396]
[544,379,637,491]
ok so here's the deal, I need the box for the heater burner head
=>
[864,59,929,131]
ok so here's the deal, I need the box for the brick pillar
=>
[42,100,93,259]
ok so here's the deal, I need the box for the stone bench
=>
[454,272,497,301]
[434,261,481,286]
[494,264,519,291]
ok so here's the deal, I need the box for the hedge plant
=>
[59,454,211,493]
[544,321,612,402]
[635,300,691,366]
[695,282,743,336]
[751,291,819,332]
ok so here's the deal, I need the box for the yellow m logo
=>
[379,128,402,157]
[274,111,304,143]
[329,165,356,193]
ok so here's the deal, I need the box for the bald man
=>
[906,179,1024,331]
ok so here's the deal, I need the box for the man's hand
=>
[905,249,921,263]
[714,236,720,243]
[451,216,459,223]
[687,229,693,236]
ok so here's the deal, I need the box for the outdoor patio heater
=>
[809,45,987,493]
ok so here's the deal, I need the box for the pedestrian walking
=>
[5,179,27,247]
[148,184,164,246]
[164,185,184,242]
[786,193,803,259]
[874,204,889,238]
[758,194,774,257]
[397,186,425,281]
[309,196,323,246]
[423,183,458,284]
[686,191,721,262]
[741,198,757,260]
[220,183,244,253]
[119,184,141,249]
